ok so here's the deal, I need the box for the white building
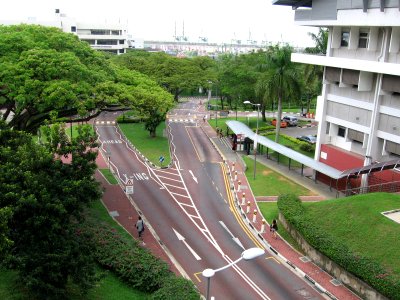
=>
[273,0,400,190]
[1,9,132,55]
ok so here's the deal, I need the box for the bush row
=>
[250,125,276,132]
[257,132,315,153]
[277,194,400,300]
[81,219,200,299]
[116,115,149,123]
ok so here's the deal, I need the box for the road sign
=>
[125,185,134,194]
[125,178,134,194]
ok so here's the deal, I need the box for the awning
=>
[226,120,343,179]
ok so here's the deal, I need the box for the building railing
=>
[341,180,400,196]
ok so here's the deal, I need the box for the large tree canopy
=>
[0,25,174,133]
[0,24,115,131]
[112,50,216,100]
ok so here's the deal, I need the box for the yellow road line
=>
[265,256,281,264]
[220,162,265,249]
[193,272,203,282]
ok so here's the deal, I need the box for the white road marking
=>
[189,170,198,183]
[219,221,245,250]
[173,228,201,261]
[170,191,190,198]
[163,182,185,189]
[157,175,184,183]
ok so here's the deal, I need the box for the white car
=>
[282,116,298,126]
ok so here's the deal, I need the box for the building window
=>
[338,126,346,137]
[119,40,124,44]
[119,49,125,54]
[71,26,77,32]
[112,30,120,35]
[91,30,108,35]
[341,30,350,47]
[97,40,118,45]
[359,31,369,48]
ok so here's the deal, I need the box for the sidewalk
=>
[203,124,360,300]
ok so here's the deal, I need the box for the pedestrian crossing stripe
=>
[95,121,116,125]
[168,119,195,123]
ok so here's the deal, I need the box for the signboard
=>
[159,156,165,163]
[125,178,134,194]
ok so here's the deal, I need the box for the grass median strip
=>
[118,122,171,166]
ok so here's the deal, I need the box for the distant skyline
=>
[0,0,318,47]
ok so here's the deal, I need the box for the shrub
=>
[116,115,148,123]
[251,125,275,132]
[299,142,315,152]
[152,276,200,300]
[278,195,400,299]
[81,218,200,298]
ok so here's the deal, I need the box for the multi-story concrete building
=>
[273,0,400,191]
[1,9,131,55]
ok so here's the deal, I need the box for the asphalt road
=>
[94,105,324,300]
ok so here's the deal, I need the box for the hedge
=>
[116,115,149,124]
[277,194,400,300]
[81,219,200,298]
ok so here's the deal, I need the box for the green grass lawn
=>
[118,122,171,166]
[257,202,303,252]
[303,193,400,278]
[242,156,314,197]
[99,169,118,184]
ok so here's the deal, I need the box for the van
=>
[282,116,298,127]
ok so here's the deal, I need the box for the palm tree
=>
[256,44,301,143]
[302,28,328,112]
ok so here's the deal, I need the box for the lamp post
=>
[243,101,260,179]
[202,247,265,300]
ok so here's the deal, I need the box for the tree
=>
[302,28,328,112]
[256,45,301,142]
[0,24,114,131]
[113,67,174,137]
[112,51,214,101]
[0,124,101,299]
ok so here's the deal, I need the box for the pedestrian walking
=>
[270,219,278,239]
[203,115,206,123]
[136,216,145,240]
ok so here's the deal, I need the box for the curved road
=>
[95,102,324,300]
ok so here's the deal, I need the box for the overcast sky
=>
[0,0,318,47]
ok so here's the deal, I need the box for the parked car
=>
[282,116,298,127]
[271,119,287,128]
[297,135,317,144]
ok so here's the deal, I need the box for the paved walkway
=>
[200,123,360,300]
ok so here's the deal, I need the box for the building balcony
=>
[291,53,400,76]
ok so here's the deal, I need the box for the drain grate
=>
[109,210,119,217]
[331,279,342,286]
[299,256,311,263]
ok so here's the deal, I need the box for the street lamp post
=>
[202,247,265,300]
[244,101,261,179]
